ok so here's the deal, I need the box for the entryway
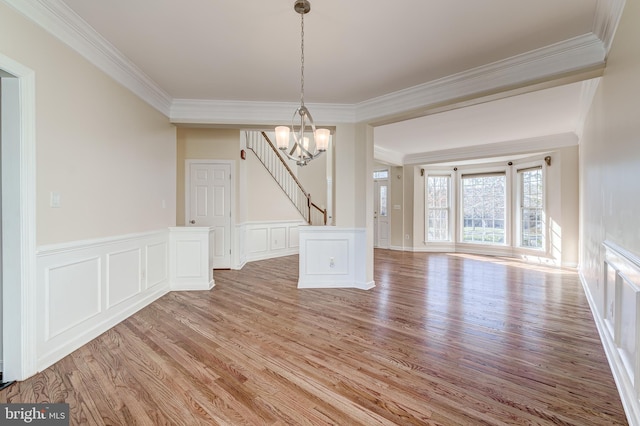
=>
[0,54,38,382]
[185,160,232,269]
[374,171,390,248]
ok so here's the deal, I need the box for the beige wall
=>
[552,145,580,266]
[176,128,301,225]
[334,123,374,229]
[580,0,640,302]
[246,151,304,222]
[0,3,176,245]
[389,166,405,248]
[176,128,240,225]
[297,151,328,215]
[402,166,416,248]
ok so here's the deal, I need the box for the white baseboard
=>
[399,243,575,268]
[35,230,170,372]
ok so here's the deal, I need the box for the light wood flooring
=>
[0,250,628,425]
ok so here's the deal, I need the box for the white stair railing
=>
[245,131,327,225]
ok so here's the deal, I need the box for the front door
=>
[187,161,231,269]
[374,179,390,248]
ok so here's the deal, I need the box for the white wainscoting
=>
[245,220,305,262]
[36,230,170,371]
[234,223,247,270]
[582,240,640,425]
[169,227,215,291]
[298,227,374,290]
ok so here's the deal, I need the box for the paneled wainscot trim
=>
[583,240,640,425]
[36,230,170,371]
[169,227,215,291]
[298,226,374,290]
[245,220,305,263]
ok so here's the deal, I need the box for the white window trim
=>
[422,157,551,257]
[514,160,547,252]
[424,171,454,243]
[458,165,511,246]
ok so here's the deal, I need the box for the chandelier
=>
[275,0,330,167]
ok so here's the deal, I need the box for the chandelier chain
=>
[275,0,328,167]
[300,11,305,106]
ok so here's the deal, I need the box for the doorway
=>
[185,160,233,269]
[373,170,390,249]
[0,55,38,382]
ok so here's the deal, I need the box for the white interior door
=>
[374,179,390,248]
[188,161,231,269]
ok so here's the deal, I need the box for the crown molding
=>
[172,34,605,126]
[356,34,606,124]
[403,133,579,166]
[593,0,626,57]
[2,0,172,116]
[170,99,356,126]
[373,146,405,166]
[4,0,612,127]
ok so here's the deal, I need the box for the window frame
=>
[458,167,510,246]
[424,171,454,242]
[515,161,546,251]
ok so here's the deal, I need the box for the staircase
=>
[245,131,327,225]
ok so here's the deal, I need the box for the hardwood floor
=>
[0,250,628,425]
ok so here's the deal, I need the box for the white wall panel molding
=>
[245,220,305,262]
[36,230,170,372]
[581,240,640,425]
[169,227,215,291]
[146,241,169,289]
[106,248,142,309]
[2,0,172,116]
[37,229,169,256]
[298,227,374,290]
[234,223,248,270]
[45,256,101,340]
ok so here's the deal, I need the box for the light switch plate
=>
[50,191,61,208]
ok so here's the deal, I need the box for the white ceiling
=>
[374,81,586,162]
[55,0,606,163]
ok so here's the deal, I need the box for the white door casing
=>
[186,161,232,269]
[374,179,390,248]
[0,56,38,381]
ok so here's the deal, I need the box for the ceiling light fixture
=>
[275,0,329,166]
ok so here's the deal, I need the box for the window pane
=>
[427,176,450,241]
[520,168,543,248]
[462,174,505,244]
[379,185,388,217]
[373,170,389,180]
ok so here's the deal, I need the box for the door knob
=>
[190,220,195,224]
